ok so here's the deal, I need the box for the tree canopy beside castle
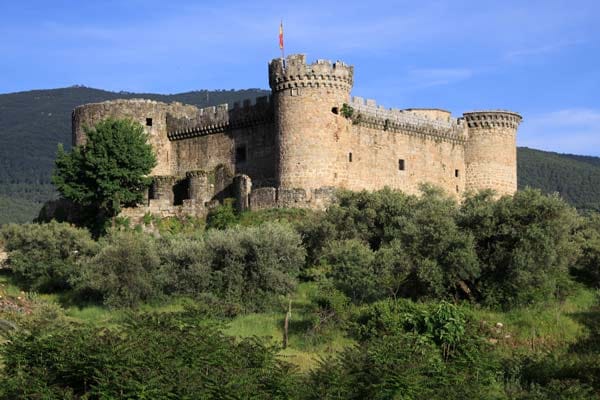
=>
[52,118,156,225]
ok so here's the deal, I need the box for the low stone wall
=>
[248,184,337,211]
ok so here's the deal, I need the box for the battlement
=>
[463,110,522,129]
[348,96,466,143]
[167,95,274,140]
[268,54,354,93]
[72,98,164,112]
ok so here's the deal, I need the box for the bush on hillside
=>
[204,222,305,309]
[157,236,211,296]
[572,212,600,288]
[458,189,581,308]
[313,187,479,303]
[74,230,162,308]
[0,221,98,292]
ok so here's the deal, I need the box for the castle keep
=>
[72,54,522,217]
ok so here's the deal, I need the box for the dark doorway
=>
[172,179,189,206]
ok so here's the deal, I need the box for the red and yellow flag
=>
[279,21,284,50]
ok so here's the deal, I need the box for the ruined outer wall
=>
[72,99,199,176]
[167,97,277,186]
[269,55,354,192]
[463,111,522,196]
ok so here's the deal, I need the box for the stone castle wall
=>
[72,99,198,176]
[71,53,521,217]
[167,96,277,187]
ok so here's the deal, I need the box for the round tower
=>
[463,110,522,196]
[269,54,354,192]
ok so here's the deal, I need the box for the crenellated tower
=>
[463,110,522,196]
[269,54,354,192]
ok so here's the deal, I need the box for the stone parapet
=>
[349,96,467,143]
[166,96,274,141]
[463,110,522,130]
[268,54,354,93]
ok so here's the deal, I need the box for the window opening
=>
[236,145,247,163]
[398,159,405,171]
[146,118,153,127]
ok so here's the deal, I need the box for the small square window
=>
[146,118,153,127]
[398,159,405,171]
[349,152,353,162]
[236,145,247,163]
[455,169,459,178]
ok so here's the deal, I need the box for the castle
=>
[72,54,522,217]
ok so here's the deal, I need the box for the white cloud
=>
[505,39,584,61]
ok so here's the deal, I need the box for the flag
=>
[279,21,284,50]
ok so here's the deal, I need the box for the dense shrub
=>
[204,222,305,309]
[205,198,238,230]
[0,221,98,292]
[306,299,506,399]
[459,189,581,308]
[74,230,162,308]
[156,236,210,296]
[0,311,299,399]
[573,212,600,288]
[320,239,377,303]
[312,187,479,303]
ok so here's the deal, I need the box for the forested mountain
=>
[0,87,269,224]
[517,147,600,211]
[1,87,600,224]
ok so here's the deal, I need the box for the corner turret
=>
[463,110,522,196]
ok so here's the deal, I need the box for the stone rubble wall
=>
[248,184,336,211]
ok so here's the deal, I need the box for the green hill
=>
[0,87,269,224]
[517,147,600,211]
[1,87,600,224]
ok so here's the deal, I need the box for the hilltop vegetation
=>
[1,187,600,398]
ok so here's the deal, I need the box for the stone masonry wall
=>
[72,99,198,176]
[168,97,277,187]
[72,54,521,217]
[270,55,354,192]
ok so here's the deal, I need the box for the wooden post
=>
[283,300,292,349]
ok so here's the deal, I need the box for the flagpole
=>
[279,20,285,69]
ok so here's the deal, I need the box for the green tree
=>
[52,118,156,220]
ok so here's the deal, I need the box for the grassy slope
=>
[1,269,597,372]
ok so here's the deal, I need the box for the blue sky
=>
[1,0,599,155]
